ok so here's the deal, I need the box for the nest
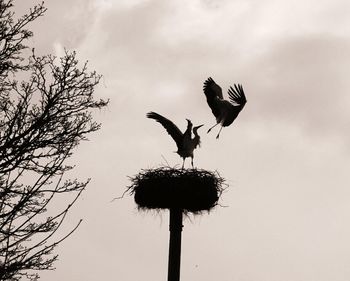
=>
[127,167,225,214]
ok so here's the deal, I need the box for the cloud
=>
[18,0,349,153]
[21,0,350,146]
[23,0,98,53]
[244,35,350,141]
[64,1,350,150]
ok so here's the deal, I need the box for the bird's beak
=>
[195,124,204,129]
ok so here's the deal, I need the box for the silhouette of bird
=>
[203,77,247,139]
[147,112,204,169]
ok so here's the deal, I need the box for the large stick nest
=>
[127,167,226,214]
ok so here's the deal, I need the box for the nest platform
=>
[128,167,225,214]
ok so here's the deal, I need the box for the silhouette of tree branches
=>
[0,1,108,280]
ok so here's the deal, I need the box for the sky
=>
[15,0,350,280]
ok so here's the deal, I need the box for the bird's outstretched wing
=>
[203,77,223,99]
[203,77,223,118]
[146,112,183,148]
[228,84,247,108]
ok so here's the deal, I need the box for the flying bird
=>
[203,77,247,139]
[147,111,204,169]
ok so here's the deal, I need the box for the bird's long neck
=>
[184,123,193,138]
[192,130,201,148]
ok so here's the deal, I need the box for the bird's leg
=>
[216,125,223,139]
[207,123,219,133]
[191,157,194,169]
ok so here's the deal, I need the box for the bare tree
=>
[0,1,108,280]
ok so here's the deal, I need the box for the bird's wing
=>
[228,84,247,108]
[203,77,223,118]
[203,77,223,99]
[146,112,183,148]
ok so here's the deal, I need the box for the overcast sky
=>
[16,0,350,280]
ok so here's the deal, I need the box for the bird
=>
[203,77,247,139]
[147,111,204,169]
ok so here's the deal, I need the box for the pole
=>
[167,208,183,281]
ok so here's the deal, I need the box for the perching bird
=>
[147,111,204,169]
[203,77,247,139]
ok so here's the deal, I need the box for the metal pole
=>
[167,208,183,281]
